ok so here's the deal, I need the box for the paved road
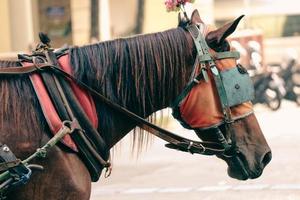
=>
[91,101,300,200]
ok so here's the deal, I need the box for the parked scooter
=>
[246,41,286,110]
[288,70,300,106]
[270,50,300,106]
[250,70,285,111]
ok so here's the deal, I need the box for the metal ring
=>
[62,120,73,129]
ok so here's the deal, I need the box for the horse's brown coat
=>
[0,10,271,200]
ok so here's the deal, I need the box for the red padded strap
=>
[58,55,98,129]
[22,62,78,151]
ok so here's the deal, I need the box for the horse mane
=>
[0,27,195,154]
[69,27,195,152]
[0,60,47,154]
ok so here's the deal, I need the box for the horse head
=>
[175,10,272,180]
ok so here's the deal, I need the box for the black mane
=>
[0,27,195,152]
[69,27,195,150]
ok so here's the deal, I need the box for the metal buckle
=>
[187,141,193,153]
[199,143,206,154]
[0,160,21,172]
[189,142,206,154]
[193,78,200,84]
[104,162,112,178]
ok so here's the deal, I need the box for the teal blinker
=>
[185,24,254,122]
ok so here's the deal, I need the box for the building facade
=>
[1,0,299,63]
[0,0,215,56]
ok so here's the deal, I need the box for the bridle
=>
[171,23,254,157]
[0,24,254,195]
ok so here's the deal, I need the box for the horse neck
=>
[70,28,195,148]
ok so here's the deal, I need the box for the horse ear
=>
[178,12,189,28]
[178,12,183,25]
[191,9,204,24]
[206,15,244,45]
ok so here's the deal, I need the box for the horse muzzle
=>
[224,147,272,180]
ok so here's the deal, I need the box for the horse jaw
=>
[221,114,272,180]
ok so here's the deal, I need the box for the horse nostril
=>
[261,151,272,167]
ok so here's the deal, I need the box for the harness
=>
[172,24,254,131]
[0,24,254,198]
[22,46,110,181]
[170,24,255,157]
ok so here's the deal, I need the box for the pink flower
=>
[164,0,195,12]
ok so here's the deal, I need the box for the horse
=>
[0,10,271,200]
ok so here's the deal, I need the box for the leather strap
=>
[42,50,110,181]
[197,51,240,62]
[50,66,226,155]
[187,25,233,122]
[215,51,240,60]
[0,63,226,155]
[183,24,236,153]
[0,64,51,75]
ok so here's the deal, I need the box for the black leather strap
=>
[0,64,52,75]
[49,66,226,155]
[42,50,110,181]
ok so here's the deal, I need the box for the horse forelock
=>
[69,27,195,153]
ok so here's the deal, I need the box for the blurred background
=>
[1,0,300,199]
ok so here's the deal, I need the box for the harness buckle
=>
[193,78,200,84]
[201,64,209,82]
[65,119,81,134]
[187,141,206,154]
[210,64,219,76]
[187,141,194,153]
[104,162,112,178]
[198,143,206,154]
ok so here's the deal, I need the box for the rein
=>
[0,25,234,155]
[0,62,226,155]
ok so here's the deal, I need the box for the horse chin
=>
[220,153,262,181]
[226,155,250,180]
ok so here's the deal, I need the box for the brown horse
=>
[0,10,271,200]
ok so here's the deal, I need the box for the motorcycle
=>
[250,70,285,111]
[279,54,300,106]
[269,49,300,106]
[246,41,285,111]
[290,71,300,106]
